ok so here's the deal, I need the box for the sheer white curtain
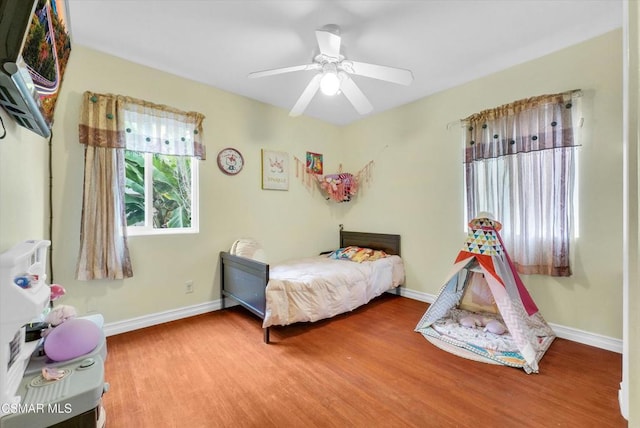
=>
[463,91,581,277]
[119,96,205,159]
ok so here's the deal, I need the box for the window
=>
[76,91,205,280]
[462,91,581,277]
[125,151,199,235]
[120,100,205,236]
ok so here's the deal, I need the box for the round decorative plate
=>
[217,147,244,175]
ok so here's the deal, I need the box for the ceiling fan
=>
[248,24,414,117]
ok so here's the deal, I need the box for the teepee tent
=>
[415,214,555,373]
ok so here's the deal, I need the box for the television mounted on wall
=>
[0,0,72,138]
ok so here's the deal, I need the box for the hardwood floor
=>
[102,295,626,427]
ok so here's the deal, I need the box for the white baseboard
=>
[103,300,222,337]
[619,380,628,420]
[397,287,436,303]
[104,288,623,354]
[549,322,623,353]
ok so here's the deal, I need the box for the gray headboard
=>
[339,230,401,256]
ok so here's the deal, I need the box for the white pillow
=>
[230,238,267,262]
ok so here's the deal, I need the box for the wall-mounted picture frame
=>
[261,149,289,190]
[306,151,323,175]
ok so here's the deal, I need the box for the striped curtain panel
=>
[76,91,132,280]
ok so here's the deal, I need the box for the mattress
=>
[262,255,405,328]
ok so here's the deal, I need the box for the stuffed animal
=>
[459,313,507,335]
[459,314,483,328]
[484,320,507,335]
[42,305,77,337]
[46,305,77,326]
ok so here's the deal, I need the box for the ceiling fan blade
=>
[249,63,320,79]
[345,60,414,86]
[315,25,341,58]
[339,73,373,115]
[289,73,322,117]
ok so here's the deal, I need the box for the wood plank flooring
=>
[102,295,626,427]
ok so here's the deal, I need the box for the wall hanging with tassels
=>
[294,157,374,202]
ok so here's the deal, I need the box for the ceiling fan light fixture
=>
[320,70,341,96]
[249,24,413,117]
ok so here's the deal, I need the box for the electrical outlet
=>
[185,280,194,294]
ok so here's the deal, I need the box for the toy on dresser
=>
[0,240,107,428]
[42,304,102,363]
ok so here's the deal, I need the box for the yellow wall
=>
[343,29,623,339]
[40,45,344,322]
[0,109,49,248]
[0,30,623,342]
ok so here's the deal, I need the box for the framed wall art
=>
[306,152,323,175]
[261,149,289,190]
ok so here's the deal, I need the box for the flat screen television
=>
[0,0,71,138]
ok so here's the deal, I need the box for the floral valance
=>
[78,92,124,148]
[78,91,206,159]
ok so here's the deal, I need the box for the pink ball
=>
[44,319,102,362]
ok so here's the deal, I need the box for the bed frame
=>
[219,229,401,343]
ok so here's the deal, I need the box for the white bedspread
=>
[263,255,405,328]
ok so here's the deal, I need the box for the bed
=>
[219,230,405,343]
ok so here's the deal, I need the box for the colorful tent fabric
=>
[415,216,555,373]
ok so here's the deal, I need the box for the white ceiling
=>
[66,0,622,126]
